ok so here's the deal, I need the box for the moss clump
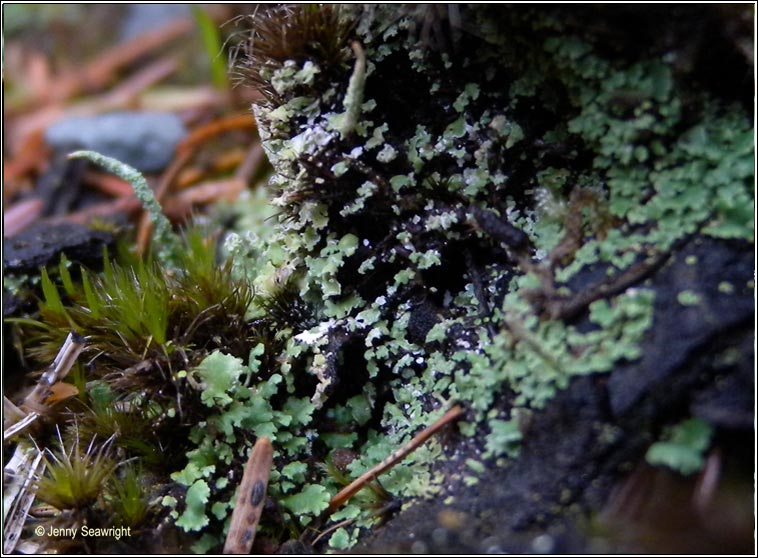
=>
[17,226,253,372]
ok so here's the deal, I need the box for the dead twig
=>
[693,449,722,516]
[58,196,142,225]
[83,170,135,198]
[3,331,86,442]
[3,442,45,554]
[175,147,247,190]
[2,130,50,192]
[163,178,245,219]
[311,518,356,547]
[136,129,262,254]
[87,56,179,111]
[326,405,464,514]
[545,249,673,321]
[234,143,266,182]
[163,144,265,219]
[223,437,274,554]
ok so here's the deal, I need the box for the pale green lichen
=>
[3,272,32,295]
[281,484,330,519]
[677,289,702,306]
[175,480,211,531]
[717,281,735,294]
[646,417,714,475]
[333,42,366,139]
[148,5,753,550]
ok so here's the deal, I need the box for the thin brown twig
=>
[545,249,673,321]
[163,178,245,219]
[137,127,262,253]
[176,113,257,156]
[135,149,194,255]
[2,129,49,190]
[327,405,464,514]
[175,148,247,189]
[59,196,142,225]
[83,170,135,197]
[311,518,356,547]
[161,143,265,219]
[4,332,86,441]
[234,143,266,182]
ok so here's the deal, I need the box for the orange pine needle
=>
[327,405,464,514]
[83,170,135,197]
[177,113,256,156]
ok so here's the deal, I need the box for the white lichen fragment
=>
[358,256,376,274]
[294,321,333,347]
[310,352,333,410]
[271,60,320,95]
[341,181,379,217]
[376,143,398,162]
[331,160,349,176]
[426,210,460,231]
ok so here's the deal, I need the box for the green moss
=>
[35,437,117,512]
[105,463,150,527]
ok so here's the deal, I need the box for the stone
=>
[45,112,187,173]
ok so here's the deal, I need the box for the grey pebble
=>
[45,112,187,173]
